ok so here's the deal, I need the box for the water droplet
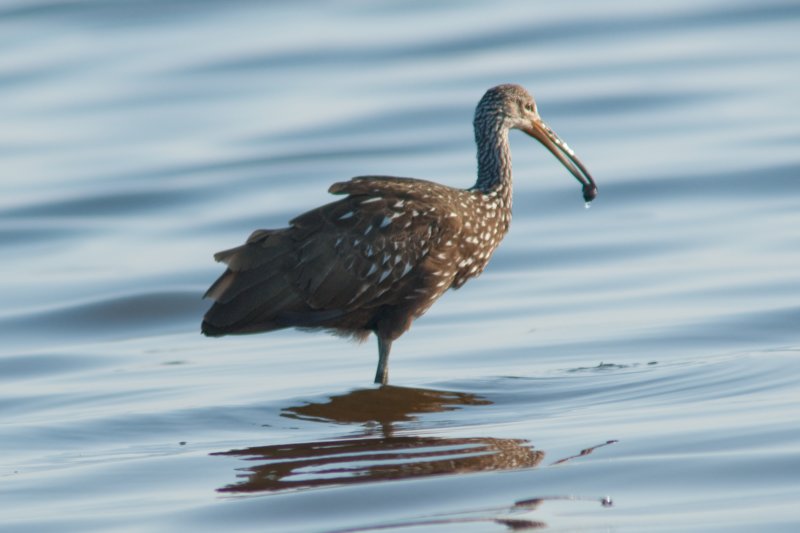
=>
[584,202,591,210]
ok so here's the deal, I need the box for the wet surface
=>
[2,1,800,531]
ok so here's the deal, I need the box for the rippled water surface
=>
[2,1,800,531]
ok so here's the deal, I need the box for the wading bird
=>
[202,84,597,384]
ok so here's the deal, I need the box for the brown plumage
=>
[202,84,597,384]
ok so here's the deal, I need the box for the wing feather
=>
[203,176,463,336]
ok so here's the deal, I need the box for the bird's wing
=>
[290,176,461,311]
[328,175,443,197]
[202,227,308,332]
[203,176,461,334]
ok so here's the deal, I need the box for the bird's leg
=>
[374,334,392,385]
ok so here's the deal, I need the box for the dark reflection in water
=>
[215,435,543,494]
[283,384,491,433]
[213,386,544,494]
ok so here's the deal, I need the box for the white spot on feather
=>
[339,211,354,220]
[345,282,373,304]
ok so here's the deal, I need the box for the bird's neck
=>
[473,124,512,195]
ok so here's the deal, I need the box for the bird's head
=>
[476,84,597,203]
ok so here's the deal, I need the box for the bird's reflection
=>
[283,384,491,433]
[213,385,544,494]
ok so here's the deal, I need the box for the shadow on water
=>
[282,384,491,431]
[213,386,545,494]
[213,385,618,502]
[214,434,543,495]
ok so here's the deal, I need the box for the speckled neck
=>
[472,120,513,197]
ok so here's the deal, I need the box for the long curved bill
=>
[525,117,597,202]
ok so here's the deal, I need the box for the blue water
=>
[2,1,800,531]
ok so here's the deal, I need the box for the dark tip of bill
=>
[583,183,598,203]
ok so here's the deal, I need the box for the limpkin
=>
[202,84,597,385]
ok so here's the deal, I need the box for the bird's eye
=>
[524,103,534,113]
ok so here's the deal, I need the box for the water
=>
[2,1,800,531]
